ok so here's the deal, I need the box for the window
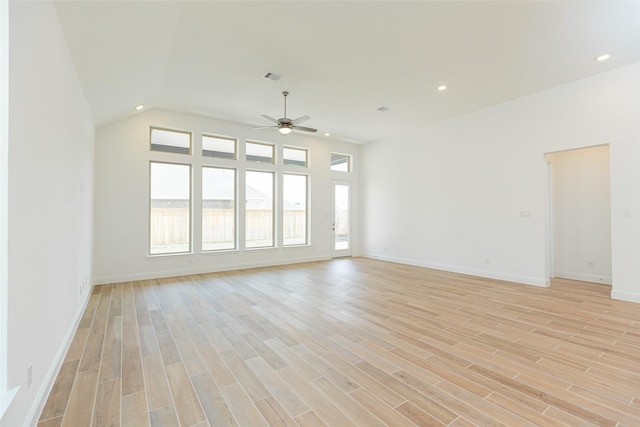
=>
[283,147,307,167]
[283,174,308,246]
[150,162,191,254]
[202,167,236,251]
[246,141,274,163]
[203,135,236,159]
[246,171,274,248]
[150,127,191,154]
[331,153,351,172]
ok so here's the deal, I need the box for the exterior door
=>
[332,181,351,257]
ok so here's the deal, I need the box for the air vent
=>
[377,106,390,112]
[263,72,281,81]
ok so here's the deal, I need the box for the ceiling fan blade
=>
[260,114,279,124]
[292,125,317,133]
[253,125,278,130]
[291,115,310,125]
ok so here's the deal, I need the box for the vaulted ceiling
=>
[54,1,640,143]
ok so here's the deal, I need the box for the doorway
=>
[332,181,351,257]
[546,145,612,285]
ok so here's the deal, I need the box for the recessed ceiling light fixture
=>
[437,84,448,91]
[377,106,390,112]
[324,132,331,137]
[135,104,144,110]
[595,53,611,62]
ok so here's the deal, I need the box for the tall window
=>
[202,167,236,251]
[246,171,274,248]
[283,174,308,246]
[150,162,191,254]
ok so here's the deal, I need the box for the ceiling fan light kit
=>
[256,91,317,135]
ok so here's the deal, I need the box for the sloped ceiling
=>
[54,1,640,143]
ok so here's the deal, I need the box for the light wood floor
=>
[37,258,640,427]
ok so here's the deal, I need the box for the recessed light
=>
[595,53,611,62]
[135,104,144,110]
[377,106,390,112]
[437,85,448,91]
[324,132,331,137]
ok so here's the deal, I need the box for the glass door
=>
[332,181,351,257]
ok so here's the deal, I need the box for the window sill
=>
[146,252,193,260]
[0,386,19,421]
[201,248,239,255]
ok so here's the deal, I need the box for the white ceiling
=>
[53,1,640,144]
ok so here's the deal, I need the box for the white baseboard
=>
[362,253,548,287]
[554,271,612,285]
[611,290,640,304]
[93,254,331,285]
[25,288,93,427]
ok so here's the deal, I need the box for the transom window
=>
[150,127,191,154]
[331,153,351,172]
[246,141,274,163]
[283,147,307,167]
[203,134,236,159]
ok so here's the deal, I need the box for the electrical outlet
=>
[588,261,595,269]
[484,258,490,265]
[27,363,33,388]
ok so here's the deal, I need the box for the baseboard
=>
[25,288,93,427]
[554,271,612,285]
[93,254,331,285]
[362,253,548,287]
[611,290,640,304]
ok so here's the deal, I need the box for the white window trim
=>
[149,161,193,256]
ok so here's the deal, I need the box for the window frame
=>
[150,126,192,155]
[330,152,352,172]
[201,166,237,252]
[282,173,309,247]
[149,161,193,256]
[283,146,308,168]
[245,169,276,249]
[246,140,275,164]
[202,133,237,160]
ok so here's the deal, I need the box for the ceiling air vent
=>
[263,72,281,81]
[377,106,390,112]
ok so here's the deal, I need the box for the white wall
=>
[361,62,640,303]
[94,109,359,283]
[2,1,94,426]
[549,146,611,284]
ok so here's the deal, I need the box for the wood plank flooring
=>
[37,258,640,426]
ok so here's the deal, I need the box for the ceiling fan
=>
[256,91,317,135]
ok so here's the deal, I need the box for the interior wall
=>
[361,62,640,303]
[93,109,360,284]
[3,1,95,426]
[549,146,611,284]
